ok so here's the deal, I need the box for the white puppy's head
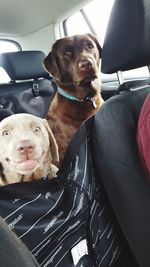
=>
[0,114,59,183]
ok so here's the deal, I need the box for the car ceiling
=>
[0,0,90,37]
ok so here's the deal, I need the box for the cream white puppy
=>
[0,113,59,186]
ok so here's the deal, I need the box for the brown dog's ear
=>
[42,119,59,164]
[43,48,61,81]
[87,33,102,58]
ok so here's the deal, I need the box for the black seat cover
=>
[0,51,57,119]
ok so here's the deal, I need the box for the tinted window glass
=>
[0,40,21,83]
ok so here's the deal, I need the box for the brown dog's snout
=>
[17,140,35,155]
[78,59,94,71]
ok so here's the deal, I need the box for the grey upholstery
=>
[91,0,150,267]
[0,215,39,267]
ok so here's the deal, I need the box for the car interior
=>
[0,0,150,267]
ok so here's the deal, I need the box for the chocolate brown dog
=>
[43,34,103,165]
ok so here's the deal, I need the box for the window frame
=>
[0,39,22,52]
[63,9,97,37]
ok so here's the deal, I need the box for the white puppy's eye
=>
[33,126,41,133]
[2,130,11,136]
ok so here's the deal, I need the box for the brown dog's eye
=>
[2,130,11,136]
[64,51,72,57]
[87,43,94,49]
[33,126,41,133]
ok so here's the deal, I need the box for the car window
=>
[64,0,149,81]
[0,40,21,83]
[64,0,114,45]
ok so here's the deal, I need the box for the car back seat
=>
[0,50,57,120]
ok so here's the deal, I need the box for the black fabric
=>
[117,78,150,93]
[0,216,39,267]
[92,86,150,267]
[0,48,139,267]
[101,0,150,73]
[0,78,56,120]
[0,119,134,267]
[0,51,49,80]
[0,50,57,120]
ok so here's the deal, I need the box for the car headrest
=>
[101,0,150,74]
[0,50,49,80]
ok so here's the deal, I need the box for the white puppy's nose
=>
[17,140,35,155]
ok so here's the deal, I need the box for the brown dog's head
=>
[43,34,101,87]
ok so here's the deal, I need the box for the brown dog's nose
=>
[17,140,35,155]
[78,59,93,71]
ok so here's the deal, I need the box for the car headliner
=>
[0,0,90,37]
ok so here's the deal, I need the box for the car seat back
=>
[0,50,57,120]
[91,0,150,266]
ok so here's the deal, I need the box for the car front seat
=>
[91,0,150,267]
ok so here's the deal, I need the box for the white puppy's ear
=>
[42,119,59,164]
